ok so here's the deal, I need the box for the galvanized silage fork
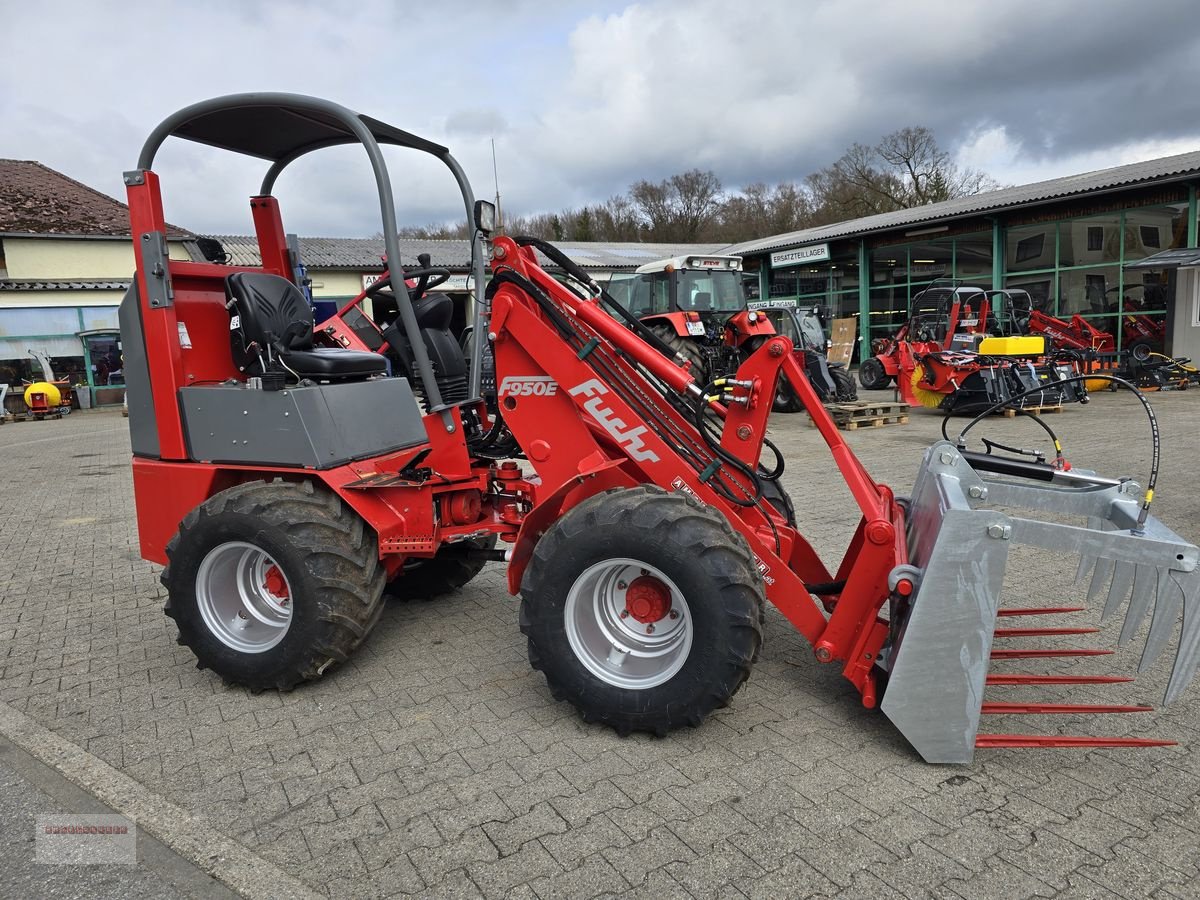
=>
[879,440,1200,763]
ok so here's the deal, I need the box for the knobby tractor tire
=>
[520,486,765,736]
[858,356,891,390]
[831,365,857,401]
[648,323,708,384]
[162,479,386,692]
[387,534,497,600]
[773,377,803,413]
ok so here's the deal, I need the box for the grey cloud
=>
[3,0,1198,236]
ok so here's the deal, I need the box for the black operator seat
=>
[225,272,388,380]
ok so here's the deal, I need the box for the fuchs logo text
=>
[568,379,660,463]
[498,376,558,397]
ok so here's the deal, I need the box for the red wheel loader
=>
[121,94,1200,763]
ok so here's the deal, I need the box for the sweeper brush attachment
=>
[881,441,1200,763]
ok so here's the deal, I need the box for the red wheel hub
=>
[624,575,671,624]
[263,565,289,599]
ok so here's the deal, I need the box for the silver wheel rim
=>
[195,541,293,653]
[563,558,692,690]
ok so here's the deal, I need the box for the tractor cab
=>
[607,254,747,381]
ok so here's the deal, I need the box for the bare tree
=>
[630,169,723,241]
[717,181,812,242]
[808,127,1000,226]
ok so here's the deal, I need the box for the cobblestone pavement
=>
[2,394,1199,899]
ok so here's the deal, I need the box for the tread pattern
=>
[162,479,385,691]
[648,323,708,384]
[520,486,765,737]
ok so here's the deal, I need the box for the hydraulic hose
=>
[954,373,1160,533]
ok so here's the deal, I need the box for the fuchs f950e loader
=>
[120,94,1200,763]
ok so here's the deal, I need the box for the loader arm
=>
[487,237,908,704]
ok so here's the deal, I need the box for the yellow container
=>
[24,381,62,409]
[977,336,1046,356]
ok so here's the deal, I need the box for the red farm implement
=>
[121,95,1200,763]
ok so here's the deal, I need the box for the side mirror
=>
[474,200,497,235]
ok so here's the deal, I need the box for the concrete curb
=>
[0,700,320,900]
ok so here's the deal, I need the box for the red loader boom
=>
[122,95,1200,764]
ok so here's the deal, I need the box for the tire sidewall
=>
[526,519,748,718]
[167,509,335,684]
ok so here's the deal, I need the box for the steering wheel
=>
[364,260,452,305]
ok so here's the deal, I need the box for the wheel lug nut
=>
[640,569,649,576]
[646,624,655,634]
[619,610,629,619]
[617,581,627,590]
[668,610,679,619]
[237,611,247,619]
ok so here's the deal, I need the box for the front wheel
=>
[831,366,857,401]
[858,356,891,390]
[520,486,765,736]
[773,378,803,413]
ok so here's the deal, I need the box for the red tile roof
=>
[0,159,191,238]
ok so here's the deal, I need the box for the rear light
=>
[685,311,701,322]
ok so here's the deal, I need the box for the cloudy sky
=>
[4,0,1199,237]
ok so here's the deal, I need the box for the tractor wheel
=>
[387,535,497,600]
[759,477,796,527]
[520,486,765,736]
[1127,339,1155,363]
[858,357,891,390]
[649,323,708,384]
[831,366,857,401]
[162,479,385,692]
[773,379,803,413]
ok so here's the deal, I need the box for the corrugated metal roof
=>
[0,279,131,291]
[191,236,725,271]
[723,149,1200,257]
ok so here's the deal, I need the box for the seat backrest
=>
[692,291,712,310]
[225,272,313,351]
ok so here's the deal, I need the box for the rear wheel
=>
[387,534,497,600]
[831,366,857,401]
[520,486,765,736]
[858,356,891,390]
[648,323,708,384]
[162,480,385,691]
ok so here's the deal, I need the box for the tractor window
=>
[607,273,661,317]
[796,309,827,352]
[765,309,800,343]
[677,271,745,313]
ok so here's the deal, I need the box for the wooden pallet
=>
[1000,404,1064,418]
[810,400,910,431]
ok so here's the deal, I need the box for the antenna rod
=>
[491,137,502,232]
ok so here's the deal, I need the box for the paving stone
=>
[527,853,629,899]
[482,802,568,856]
[601,825,696,887]
[5,402,1200,898]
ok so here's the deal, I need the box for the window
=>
[1087,227,1104,251]
[1015,233,1044,263]
[1140,225,1161,249]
